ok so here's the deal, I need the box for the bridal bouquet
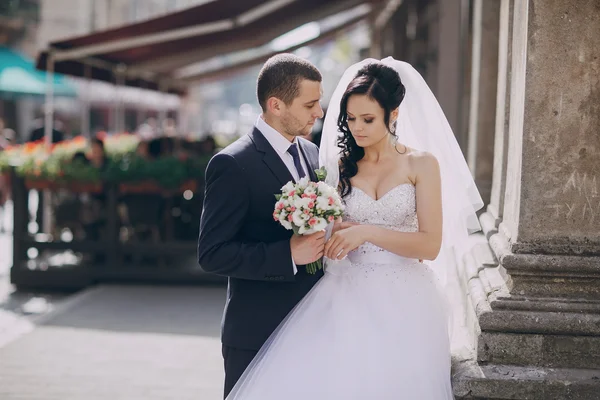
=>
[273,168,344,274]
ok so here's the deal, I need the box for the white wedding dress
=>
[226,183,454,399]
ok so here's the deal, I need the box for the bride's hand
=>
[331,218,359,236]
[325,225,366,260]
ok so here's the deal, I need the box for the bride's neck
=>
[362,134,397,162]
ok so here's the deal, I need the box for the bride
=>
[225,58,483,399]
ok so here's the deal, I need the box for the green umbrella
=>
[0,46,77,98]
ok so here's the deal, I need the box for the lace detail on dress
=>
[343,184,418,259]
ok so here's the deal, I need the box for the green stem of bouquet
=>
[306,258,323,275]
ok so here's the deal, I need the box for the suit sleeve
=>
[197,153,296,282]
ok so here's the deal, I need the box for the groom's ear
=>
[266,97,284,116]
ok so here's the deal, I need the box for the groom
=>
[197,53,326,398]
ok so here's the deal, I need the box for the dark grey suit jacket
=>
[198,127,323,350]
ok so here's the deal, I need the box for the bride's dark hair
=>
[337,62,406,197]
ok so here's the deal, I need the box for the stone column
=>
[455,1,600,398]
[466,0,501,204]
[436,0,464,139]
[368,1,384,59]
[379,2,408,61]
[390,4,409,60]
[479,0,514,233]
[501,0,599,255]
[424,2,439,88]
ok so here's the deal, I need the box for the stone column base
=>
[454,362,600,400]
[451,209,600,399]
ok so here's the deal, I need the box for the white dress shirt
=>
[255,115,310,275]
[255,116,309,182]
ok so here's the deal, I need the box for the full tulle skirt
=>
[226,253,454,400]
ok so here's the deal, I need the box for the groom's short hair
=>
[257,53,322,112]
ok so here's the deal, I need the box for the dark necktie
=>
[287,143,306,179]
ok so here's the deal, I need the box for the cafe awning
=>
[36,0,382,93]
[177,5,371,84]
[0,46,76,98]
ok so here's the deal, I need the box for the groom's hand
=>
[290,231,326,266]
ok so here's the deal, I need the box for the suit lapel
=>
[249,128,294,187]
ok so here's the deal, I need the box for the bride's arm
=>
[325,153,443,261]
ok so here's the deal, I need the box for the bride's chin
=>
[353,136,368,147]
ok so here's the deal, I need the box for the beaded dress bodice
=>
[342,184,418,265]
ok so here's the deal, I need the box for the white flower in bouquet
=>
[273,167,344,274]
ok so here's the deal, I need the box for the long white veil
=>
[319,57,483,286]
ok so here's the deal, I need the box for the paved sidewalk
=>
[0,284,226,400]
[0,229,73,350]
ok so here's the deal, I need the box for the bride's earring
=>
[393,128,407,155]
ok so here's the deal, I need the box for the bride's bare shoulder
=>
[405,148,440,175]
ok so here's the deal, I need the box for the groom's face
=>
[280,79,324,138]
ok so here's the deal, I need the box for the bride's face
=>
[346,94,389,148]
